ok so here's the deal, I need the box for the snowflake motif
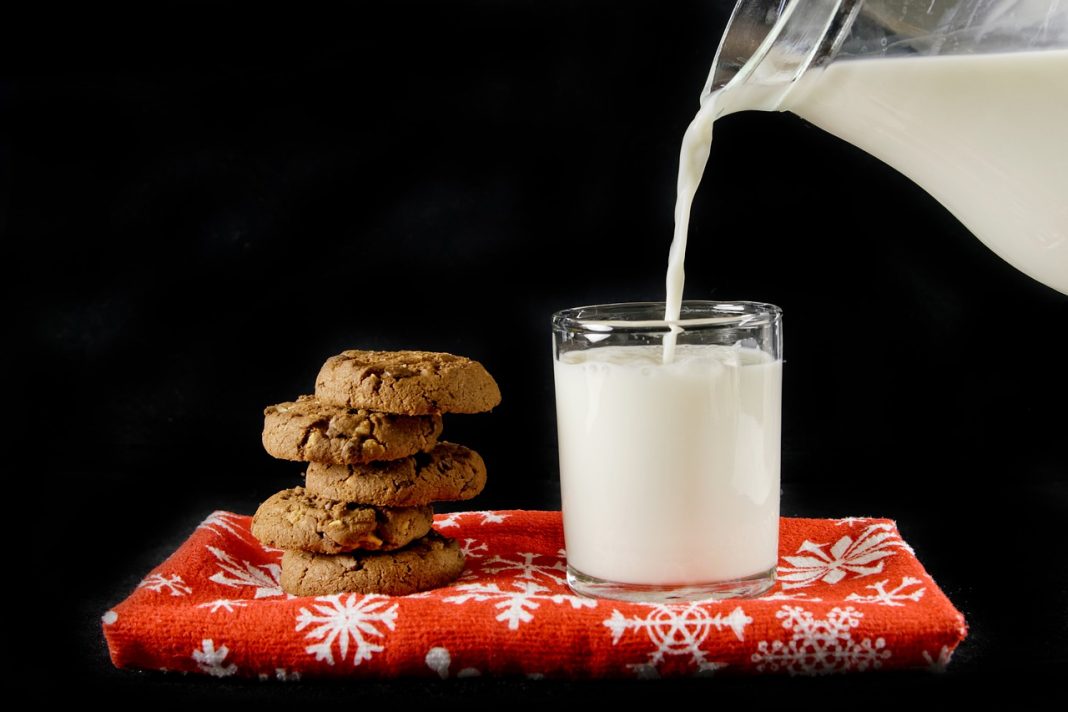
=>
[751,606,891,675]
[759,590,824,602]
[778,523,908,589]
[207,546,283,598]
[197,510,249,540]
[258,668,301,681]
[922,645,954,673]
[460,538,488,559]
[295,594,398,666]
[436,510,509,529]
[834,517,873,527]
[604,604,751,678]
[192,639,237,677]
[444,581,595,630]
[425,646,481,678]
[198,599,249,613]
[138,573,191,596]
[456,539,490,581]
[480,551,567,583]
[845,577,926,607]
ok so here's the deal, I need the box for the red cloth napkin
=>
[103,510,966,679]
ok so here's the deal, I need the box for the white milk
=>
[555,344,781,584]
[590,44,1066,589]
[664,49,1068,336]
[662,95,720,362]
[781,49,1068,294]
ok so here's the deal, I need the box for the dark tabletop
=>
[9,0,1066,702]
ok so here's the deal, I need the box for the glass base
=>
[567,564,777,603]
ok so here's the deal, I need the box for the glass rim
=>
[552,300,782,334]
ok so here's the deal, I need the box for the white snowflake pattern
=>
[604,604,751,678]
[444,581,595,630]
[192,639,238,677]
[460,538,489,559]
[197,510,248,540]
[922,645,954,673]
[759,590,824,602]
[138,573,192,597]
[480,551,567,583]
[198,599,249,613]
[751,606,891,675]
[778,523,909,589]
[258,668,301,681]
[207,546,283,598]
[436,510,509,529]
[425,646,481,678]
[845,577,926,607]
[834,517,873,527]
[295,594,398,666]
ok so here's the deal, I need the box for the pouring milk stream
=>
[555,0,1065,595]
[664,0,1068,356]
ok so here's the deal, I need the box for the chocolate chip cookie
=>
[279,531,465,596]
[304,442,486,507]
[314,350,501,415]
[262,395,442,464]
[251,487,432,554]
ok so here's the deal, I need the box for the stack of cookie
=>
[251,350,500,596]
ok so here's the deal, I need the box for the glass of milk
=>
[552,301,782,602]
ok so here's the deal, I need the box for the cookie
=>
[314,350,501,415]
[251,487,433,554]
[262,395,442,464]
[304,442,487,507]
[280,531,465,596]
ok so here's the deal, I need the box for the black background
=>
[9,0,1066,701]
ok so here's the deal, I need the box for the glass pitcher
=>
[706,0,1068,294]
